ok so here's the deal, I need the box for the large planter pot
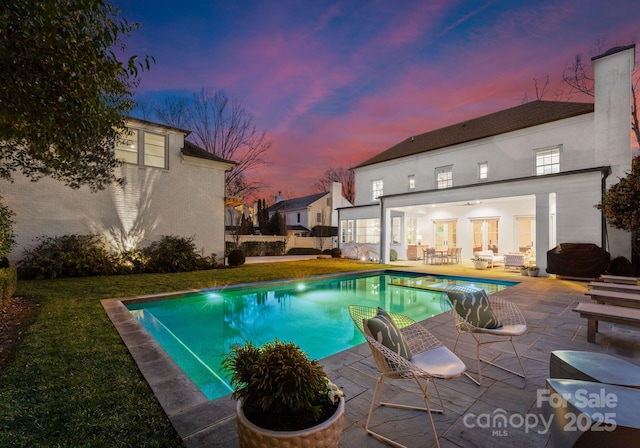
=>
[528,269,540,277]
[473,260,489,270]
[236,397,345,448]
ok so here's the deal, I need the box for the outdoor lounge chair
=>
[348,305,466,448]
[442,286,527,386]
[503,253,525,270]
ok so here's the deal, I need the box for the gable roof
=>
[181,140,236,165]
[268,191,328,212]
[353,100,594,169]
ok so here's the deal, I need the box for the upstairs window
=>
[478,162,488,180]
[408,174,415,190]
[435,165,453,189]
[116,128,167,169]
[372,179,383,201]
[536,147,560,175]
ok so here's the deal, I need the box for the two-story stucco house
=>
[268,182,352,236]
[1,117,235,263]
[339,45,635,273]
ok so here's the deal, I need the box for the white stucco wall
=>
[353,114,595,206]
[1,120,231,263]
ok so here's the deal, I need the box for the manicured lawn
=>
[0,259,383,447]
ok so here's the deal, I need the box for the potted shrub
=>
[519,265,529,276]
[471,256,489,270]
[222,339,345,448]
[528,265,540,277]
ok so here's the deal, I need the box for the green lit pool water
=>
[126,270,516,400]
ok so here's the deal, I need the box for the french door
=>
[434,220,457,249]
[472,218,499,253]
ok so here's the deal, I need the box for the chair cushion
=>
[363,307,412,359]
[446,289,502,329]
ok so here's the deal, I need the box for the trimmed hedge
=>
[287,247,321,255]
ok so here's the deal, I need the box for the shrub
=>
[142,235,208,273]
[17,234,115,279]
[389,249,398,261]
[265,241,285,256]
[222,339,343,431]
[240,241,264,257]
[228,249,246,267]
[0,267,17,310]
[0,197,16,259]
[330,247,342,258]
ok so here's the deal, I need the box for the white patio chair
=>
[441,286,527,386]
[348,305,466,448]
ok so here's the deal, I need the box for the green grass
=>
[0,259,384,447]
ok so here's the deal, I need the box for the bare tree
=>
[156,89,271,198]
[314,167,355,204]
[563,45,640,146]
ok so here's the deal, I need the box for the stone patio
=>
[103,260,640,448]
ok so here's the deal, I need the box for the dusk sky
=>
[117,0,639,201]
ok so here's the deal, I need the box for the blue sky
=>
[115,0,639,199]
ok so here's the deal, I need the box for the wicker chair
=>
[441,286,527,386]
[348,305,466,448]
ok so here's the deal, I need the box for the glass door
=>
[471,219,499,253]
[516,216,535,255]
[434,220,456,250]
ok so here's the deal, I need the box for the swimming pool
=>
[126,270,517,400]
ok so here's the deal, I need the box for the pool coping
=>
[100,268,519,445]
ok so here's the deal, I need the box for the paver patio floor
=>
[104,260,640,448]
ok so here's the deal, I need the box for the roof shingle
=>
[353,100,594,169]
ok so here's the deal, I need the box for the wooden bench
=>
[585,289,640,308]
[588,281,640,294]
[573,302,640,342]
[600,274,640,285]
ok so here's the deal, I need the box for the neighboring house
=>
[267,182,352,237]
[1,117,235,264]
[339,45,636,272]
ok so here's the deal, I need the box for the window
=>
[356,218,380,244]
[115,129,138,164]
[297,213,301,223]
[116,128,167,169]
[478,162,488,180]
[391,217,401,244]
[435,165,453,189]
[408,175,415,190]
[405,217,417,244]
[371,179,383,201]
[340,219,354,243]
[316,212,322,223]
[536,147,560,175]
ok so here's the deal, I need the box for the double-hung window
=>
[372,179,383,201]
[478,162,488,180]
[535,147,560,175]
[116,128,168,169]
[435,165,453,189]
